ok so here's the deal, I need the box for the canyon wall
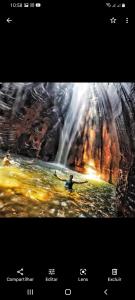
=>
[0,83,72,161]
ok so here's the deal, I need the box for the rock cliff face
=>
[0,83,72,161]
[115,84,135,217]
[0,82,135,216]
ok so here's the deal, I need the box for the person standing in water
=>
[54,171,88,191]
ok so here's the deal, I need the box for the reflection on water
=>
[0,155,116,217]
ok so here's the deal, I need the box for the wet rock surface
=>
[0,83,72,161]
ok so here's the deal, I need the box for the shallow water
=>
[0,155,116,217]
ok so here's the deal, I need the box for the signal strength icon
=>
[106,3,126,8]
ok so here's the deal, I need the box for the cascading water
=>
[55,83,90,164]
[55,82,134,182]
[55,83,119,166]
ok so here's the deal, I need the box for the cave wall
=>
[115,84,135,216]
[66,85,121,184]
[0,83,72,161]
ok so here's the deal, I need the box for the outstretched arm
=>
[54,171,66,181]
[73,180,88,184]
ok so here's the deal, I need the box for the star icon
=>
[110,17,117,23]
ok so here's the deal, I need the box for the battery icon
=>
[36,3,41,7]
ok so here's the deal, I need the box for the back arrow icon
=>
[7,18,12,23]
[104,289,108,296]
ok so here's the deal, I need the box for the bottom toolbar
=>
[0,265,134,298]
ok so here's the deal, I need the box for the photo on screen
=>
[0,82,134,218]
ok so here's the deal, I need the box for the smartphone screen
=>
[0,1,134,300]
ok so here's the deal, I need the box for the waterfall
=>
[55,82,132,167]
[0,82,133,172]
[55,83,92,165]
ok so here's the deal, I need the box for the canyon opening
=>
[0,82,135,218]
